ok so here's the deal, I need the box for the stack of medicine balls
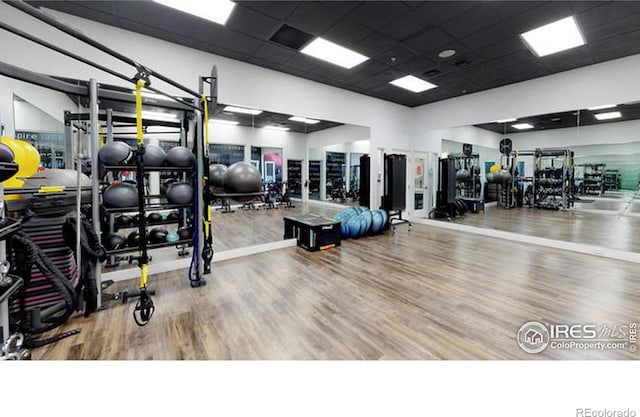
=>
[333,206,388,239]
[98,141,195,252]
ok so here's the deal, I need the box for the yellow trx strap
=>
[140,264,148,288]
[135,80,145,147]
[99,124,105,148]
[201,95,211,240]
[135,80,146,291]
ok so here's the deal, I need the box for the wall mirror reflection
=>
[429,102,640,253]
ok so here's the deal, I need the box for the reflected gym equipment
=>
[223,161,262,194]
[208,163,227,188]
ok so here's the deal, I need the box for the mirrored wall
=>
[429,101,640,253]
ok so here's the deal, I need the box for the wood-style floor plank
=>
[32,221,639,360]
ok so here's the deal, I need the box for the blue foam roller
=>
[380,209,388,228]
[347,216,361,238]
[359,211,373,235]
[341,222,349,238]
[371,210,384,233]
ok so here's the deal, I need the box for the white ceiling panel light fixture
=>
[152,0,236,25]
[521,16,585,57]
[288,116,320,124]
[263,125,290,131]
[300,37,369,69]
[223,105,263,115]
[587,104,617,111]
[594,111,622,121]
[495,118,517,123]
[141,111,180,121]
[210,119,239,125]
[512,123,534,130]
[389,75,437,93]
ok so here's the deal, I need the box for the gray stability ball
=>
[166,146,195,167]
[143,144,167,166]
[209,163,228,188]
[223,161,262,194]
[98,141,133,165]
[166,182,194,204]
[103,183,138,208]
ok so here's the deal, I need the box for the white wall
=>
[0,75,78,137]
[306,124,371,148]
[13,99,65,133]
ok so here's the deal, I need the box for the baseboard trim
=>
[413,218,640,264]
[102,239,298,283]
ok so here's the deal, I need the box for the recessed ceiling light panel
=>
[141,111,180,121]
[210,119,239,125]
[438,49,456,59]
[594,111,621,120]
[521,16,585,57]
[389,75,437,93]
[223,105,263,115]
[289,116,320,124]
[263,125,290,131]
[153,0,236,25]
[512,123,534,130]
[301,37,368,69]
[495,118,517,123]
[587,104,617,111]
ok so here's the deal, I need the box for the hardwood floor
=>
[33,222,639,360]
[440,202,640,253]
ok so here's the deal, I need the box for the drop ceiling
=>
[28,1,640,107]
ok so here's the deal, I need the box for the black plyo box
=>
[283,214,341,252]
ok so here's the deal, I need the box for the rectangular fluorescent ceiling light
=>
[288,116,320,124]
[263,125,290,131]
[300,37,368,69]
[594,111,622,120]
[495,118,517,123]
[142,111,179,121]
[587,104,617,111]
[210,119,239,125]
[389,75,437,93]
[512,123,534,130]
[223,105,263,115]
[521,16,585,57]
[152,0,235,25]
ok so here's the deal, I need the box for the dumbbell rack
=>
[532,149,574,210]
[450,153,481,199]
[101,165,194,264]
[579,163,605,196]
